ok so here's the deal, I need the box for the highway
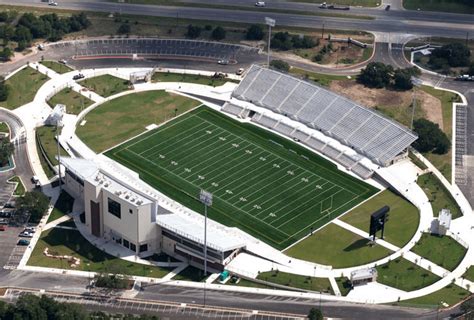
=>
[0,0,472,40]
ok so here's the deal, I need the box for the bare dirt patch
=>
[329,81,443,129]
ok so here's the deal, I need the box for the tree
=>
[16,191,50,223]
[211,26,226,41]
[117,23,131,35]
[186,24,202,39]
[308,307,323,320]
[246,24,264,40]
[270,59,290,72]
[13,25,32,44]
[271,32,293,50]
[461,296,474,314]
[0,138,13,166]
[429,43,471,68]
[412,118,450,154]
[357,62,393,88]
[393,69,413,90]
[0,47,12,61]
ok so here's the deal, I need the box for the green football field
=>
[107,107,377,249]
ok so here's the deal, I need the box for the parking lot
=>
[0,225,26,270]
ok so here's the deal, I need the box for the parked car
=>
[255,1,265,7]
[218,59,229,65]
[236,68,244,75]
[59,59,67,64]
[0,225,6,231]
[3,203,14,209]
[17,239,30,246]
[48,1,58,6]
[73,73,85,80]
[24,227,36,233]
[19,231,33,238]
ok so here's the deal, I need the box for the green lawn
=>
[47,87,94,115]
[40,61,73,74]
[28,227,173,278]
[289,67,350,87]
[403,0,474,14]
[399,284,470,307]
[152,72,234,87]
[47,190,75,224]
[223,277,278,289]
[417,173,462,219]
[411,233,467,271]
[77,90,200,153]
[57,219,77,228]
[7,176,25,196]
[376,258,440,291]
[107,107,377,249]
[336,277,352,296]
[36,126,68,167]
[0,67,48,110]
[0,122,9,134]
[79,74,130,98]
[285,223,391,268]
[408,151,428,170]
[340,189,419,248]
[35,138,56,179]
[257,271,333,293]
[464,266,474,282]
[172,266,209,282]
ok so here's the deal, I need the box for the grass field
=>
[257,271,332,293]
[464,266,474,282]
[79,74,130,98]
[0,122,9,134]
[152,72,234,87]
[40,61,73,74]
[77,90,200,153]
[340,189,419,248]
[336,277,352,296]
[28,227,173,278]
[47,191,74,224]
[289,0,379,6]
[48,87,94,115]
[172,266,209,282]
[36,126,69,167]
[7,176,25,196]
[417,173,462,219]
[403,0,474,14]
[0,67,48,110]
[411,233,467,271]
[399,284,470,307]
[376,258,440,291]
[107,107,376,249]
[285,223,391,267]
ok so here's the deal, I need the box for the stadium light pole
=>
[265,17,276,67]
[410,77,423,130]
[199,189,213,307]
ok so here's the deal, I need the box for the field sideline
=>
[107,107,377,249]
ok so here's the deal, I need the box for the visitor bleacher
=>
[232,65,417,166]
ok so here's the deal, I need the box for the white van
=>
[255,1,265,7]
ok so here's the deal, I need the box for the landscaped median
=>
[27,227,173,278]
[7,176,25,196]
[35,125,68,178]
[40,61,73,75]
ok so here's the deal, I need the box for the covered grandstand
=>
[231,65,418,167]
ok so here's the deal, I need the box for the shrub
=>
[211,26,226,41]
[270,59,290,72]
[117,23,131,34]
[186,24,202,39]
[246,24,264,40]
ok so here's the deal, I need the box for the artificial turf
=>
[106,106,377,249]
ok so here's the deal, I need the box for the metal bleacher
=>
[232,65,418,166]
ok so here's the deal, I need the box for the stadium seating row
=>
[248,112,373,179]
[232,65,417,166]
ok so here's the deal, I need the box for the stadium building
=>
[62,64,419,271]
[61,157,245,271]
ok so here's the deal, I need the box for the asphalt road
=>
[0,0,472,40]
[0,269,462,319]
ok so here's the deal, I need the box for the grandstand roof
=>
[232,65,418,166]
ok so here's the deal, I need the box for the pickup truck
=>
[319,2,350,10]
